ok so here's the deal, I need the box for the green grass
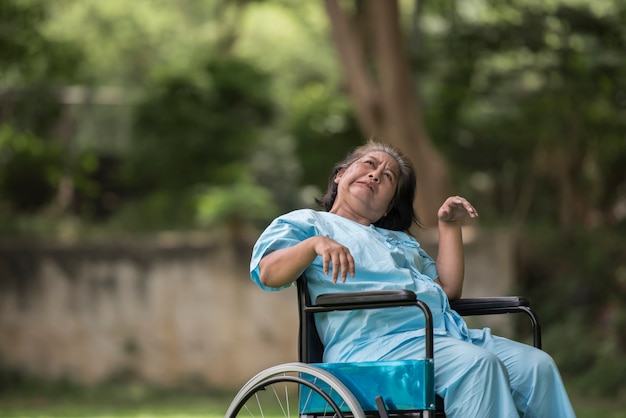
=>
[1,381,624,417]
[0,381,234,418]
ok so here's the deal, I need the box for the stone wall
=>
[0,228,513,390]
[0,236,299,389]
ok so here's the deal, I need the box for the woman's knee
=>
[472,349,509,377]
[510,347,560,388]
[440,342,507,379]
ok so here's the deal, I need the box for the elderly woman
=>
[250,141,575,418]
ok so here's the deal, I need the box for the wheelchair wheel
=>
[225,362,366,418]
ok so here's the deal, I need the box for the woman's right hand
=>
[258,236,355,288]
[310,236,355,283]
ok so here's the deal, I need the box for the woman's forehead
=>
[361,151,400,170]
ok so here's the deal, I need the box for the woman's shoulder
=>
[271,208,333,228]
[275,209,363,235]
[276,208,323,222]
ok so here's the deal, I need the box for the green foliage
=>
[288,82,362,192]
[129,57,274,190]
[419,1,626,226]
[43,0,230,85]
[0,0,87,218]
[235,1,353,198]
[0,125,62,211]
[2,85,65,139]
[112,56,277,230]
[0,0,83,143]
[196,182,278,228]
[106,190,198,232]
[519,225,626,397]
[0,0,46,81]
[412,0,626,397]
[0,124,101,219]
[0,0,82,83]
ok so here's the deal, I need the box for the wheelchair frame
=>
[226,275,542,417]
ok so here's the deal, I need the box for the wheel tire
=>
[225,362,366,418]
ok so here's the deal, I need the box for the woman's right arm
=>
[258,236,355,288]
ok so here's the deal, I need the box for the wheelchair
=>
[226,275,542,417]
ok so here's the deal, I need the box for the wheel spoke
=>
[284,381,290,417]
[254,391,264,418]
[270,380,288,417]
[299,375,315,413]
[243,403,255,417]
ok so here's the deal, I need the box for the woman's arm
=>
[434,196,478,300]
[258,236,355,288]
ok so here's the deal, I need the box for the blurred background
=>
[0,0,625,416]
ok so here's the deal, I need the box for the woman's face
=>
[331,151,400,225]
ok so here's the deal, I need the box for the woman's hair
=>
[316,140,420,231]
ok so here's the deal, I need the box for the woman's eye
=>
[365,160,375,166]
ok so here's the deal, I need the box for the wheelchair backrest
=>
[297,276,325,363]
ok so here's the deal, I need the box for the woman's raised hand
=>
[311,236,355,283]
[438,196,479,223]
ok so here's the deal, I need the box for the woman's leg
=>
[432,336,521,418]
[476,333,576,418]
[382,335,520,418]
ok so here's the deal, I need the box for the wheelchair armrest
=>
[451,296,542,349]
[316,293,530,313]
[450,297,530,316]
[314,292,542,350]
[315,289,416,306]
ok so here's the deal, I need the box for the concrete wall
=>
[0,228,513,390]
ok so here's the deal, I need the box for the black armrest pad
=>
[315,292,530,316]
[450,297,530,316]
[315,290,416,306]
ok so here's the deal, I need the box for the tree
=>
[0,0,85,214]
[110,56,277,232]
[421,1,626,232]
[412,0,626,394]
[323,0,452,226]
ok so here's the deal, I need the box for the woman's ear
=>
[334,168,345,184]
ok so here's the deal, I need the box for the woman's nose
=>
[369,173,379,182]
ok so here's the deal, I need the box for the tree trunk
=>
[324,0,451,227]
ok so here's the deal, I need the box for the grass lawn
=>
[1,381,624,417]
[0,382,234,418]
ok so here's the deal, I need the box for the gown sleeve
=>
[416,245,438,281]
[250,210,317,291]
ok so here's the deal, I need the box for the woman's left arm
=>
[434,196,478,300]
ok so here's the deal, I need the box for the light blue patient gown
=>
[250,209,576,418]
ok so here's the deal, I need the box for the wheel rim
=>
[225,362,366,418]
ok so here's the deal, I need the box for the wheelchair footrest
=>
[304,360,436,413]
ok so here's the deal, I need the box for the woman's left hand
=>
[438,196,479,223]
